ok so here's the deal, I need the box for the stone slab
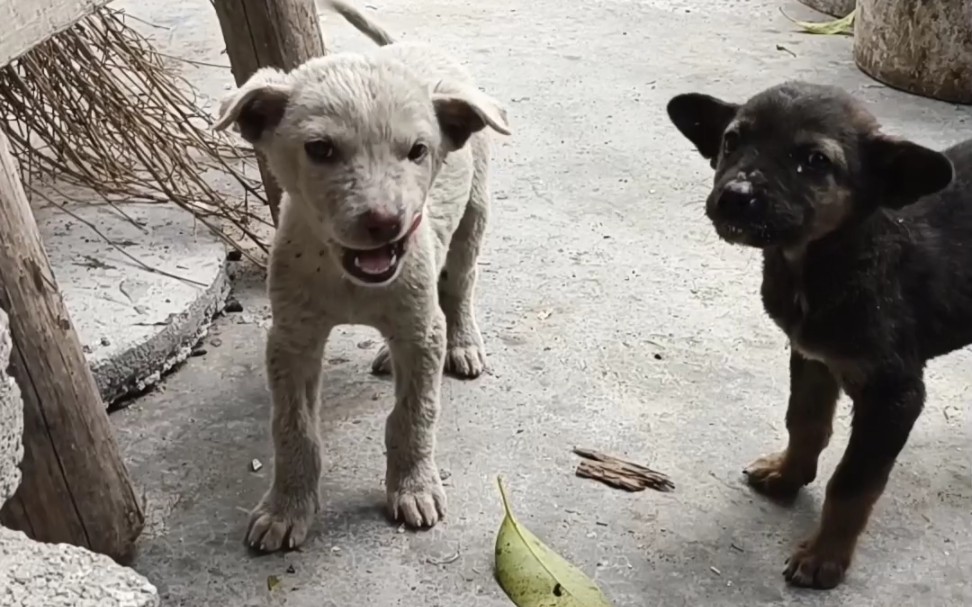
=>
[0,527,159,607]
[0,309,23,508]
[34,202,231,406]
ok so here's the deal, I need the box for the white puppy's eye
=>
[407,142,429,163]
[304,139,336,163]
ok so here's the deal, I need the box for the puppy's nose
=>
[363,211,403,242]
[718,181,762,216]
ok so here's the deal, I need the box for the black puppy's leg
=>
[745,350,840,499]
[784,371,924,589]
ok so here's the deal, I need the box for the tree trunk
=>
[798,0,855,18]
[0,128,144,564]
[212,0,327,226]
[855,0,972,104]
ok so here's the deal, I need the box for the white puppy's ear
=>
[432,82,511,152]
[213,67,294,144]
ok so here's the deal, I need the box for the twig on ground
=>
[573,447,675,493]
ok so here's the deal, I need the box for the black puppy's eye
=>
[807,151,831,170]
[723,131,739,154]
[408,142,429,163]
[304,139,336,163]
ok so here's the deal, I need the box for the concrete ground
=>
[112,0,971,605]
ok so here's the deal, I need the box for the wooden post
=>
[855,0,972,105]
[0,128,144,564]
[212,0,327,226]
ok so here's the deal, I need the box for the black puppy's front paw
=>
[783,536,851,589]
[744,451,815,500]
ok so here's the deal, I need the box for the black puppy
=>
[667,81,972,589]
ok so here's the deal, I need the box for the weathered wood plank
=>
[0,127,144,563]
[0,0,110,67]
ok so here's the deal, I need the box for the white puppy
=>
[214,0,510,552]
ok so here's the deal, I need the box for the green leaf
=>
[781,7,856,36]
[494,477,613,607]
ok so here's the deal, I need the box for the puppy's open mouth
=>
[716,223,749,242]
[714,221,777,248]
[340,214,422,285]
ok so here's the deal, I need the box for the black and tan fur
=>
[667,81,972,589]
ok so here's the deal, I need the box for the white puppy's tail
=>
[319,1,395,46]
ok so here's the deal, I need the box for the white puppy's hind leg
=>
[371,340,392,376]
[384,309,448,528]
[247,317,331,552]
[438,138,490,379]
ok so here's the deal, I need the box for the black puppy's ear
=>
[865,136,953,208]
[667,93,739,168]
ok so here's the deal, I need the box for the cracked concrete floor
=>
[112,0,971,605]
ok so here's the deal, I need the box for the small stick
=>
[573,447,675,493]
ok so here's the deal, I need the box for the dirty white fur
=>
[214,1,510,552]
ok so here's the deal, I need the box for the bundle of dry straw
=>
[0,7,270,266]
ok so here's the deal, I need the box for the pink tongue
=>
[355,248,394,274]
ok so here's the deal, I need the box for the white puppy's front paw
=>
[387,463,447,528]
[245,490,317,552]
[444,342,486,378]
